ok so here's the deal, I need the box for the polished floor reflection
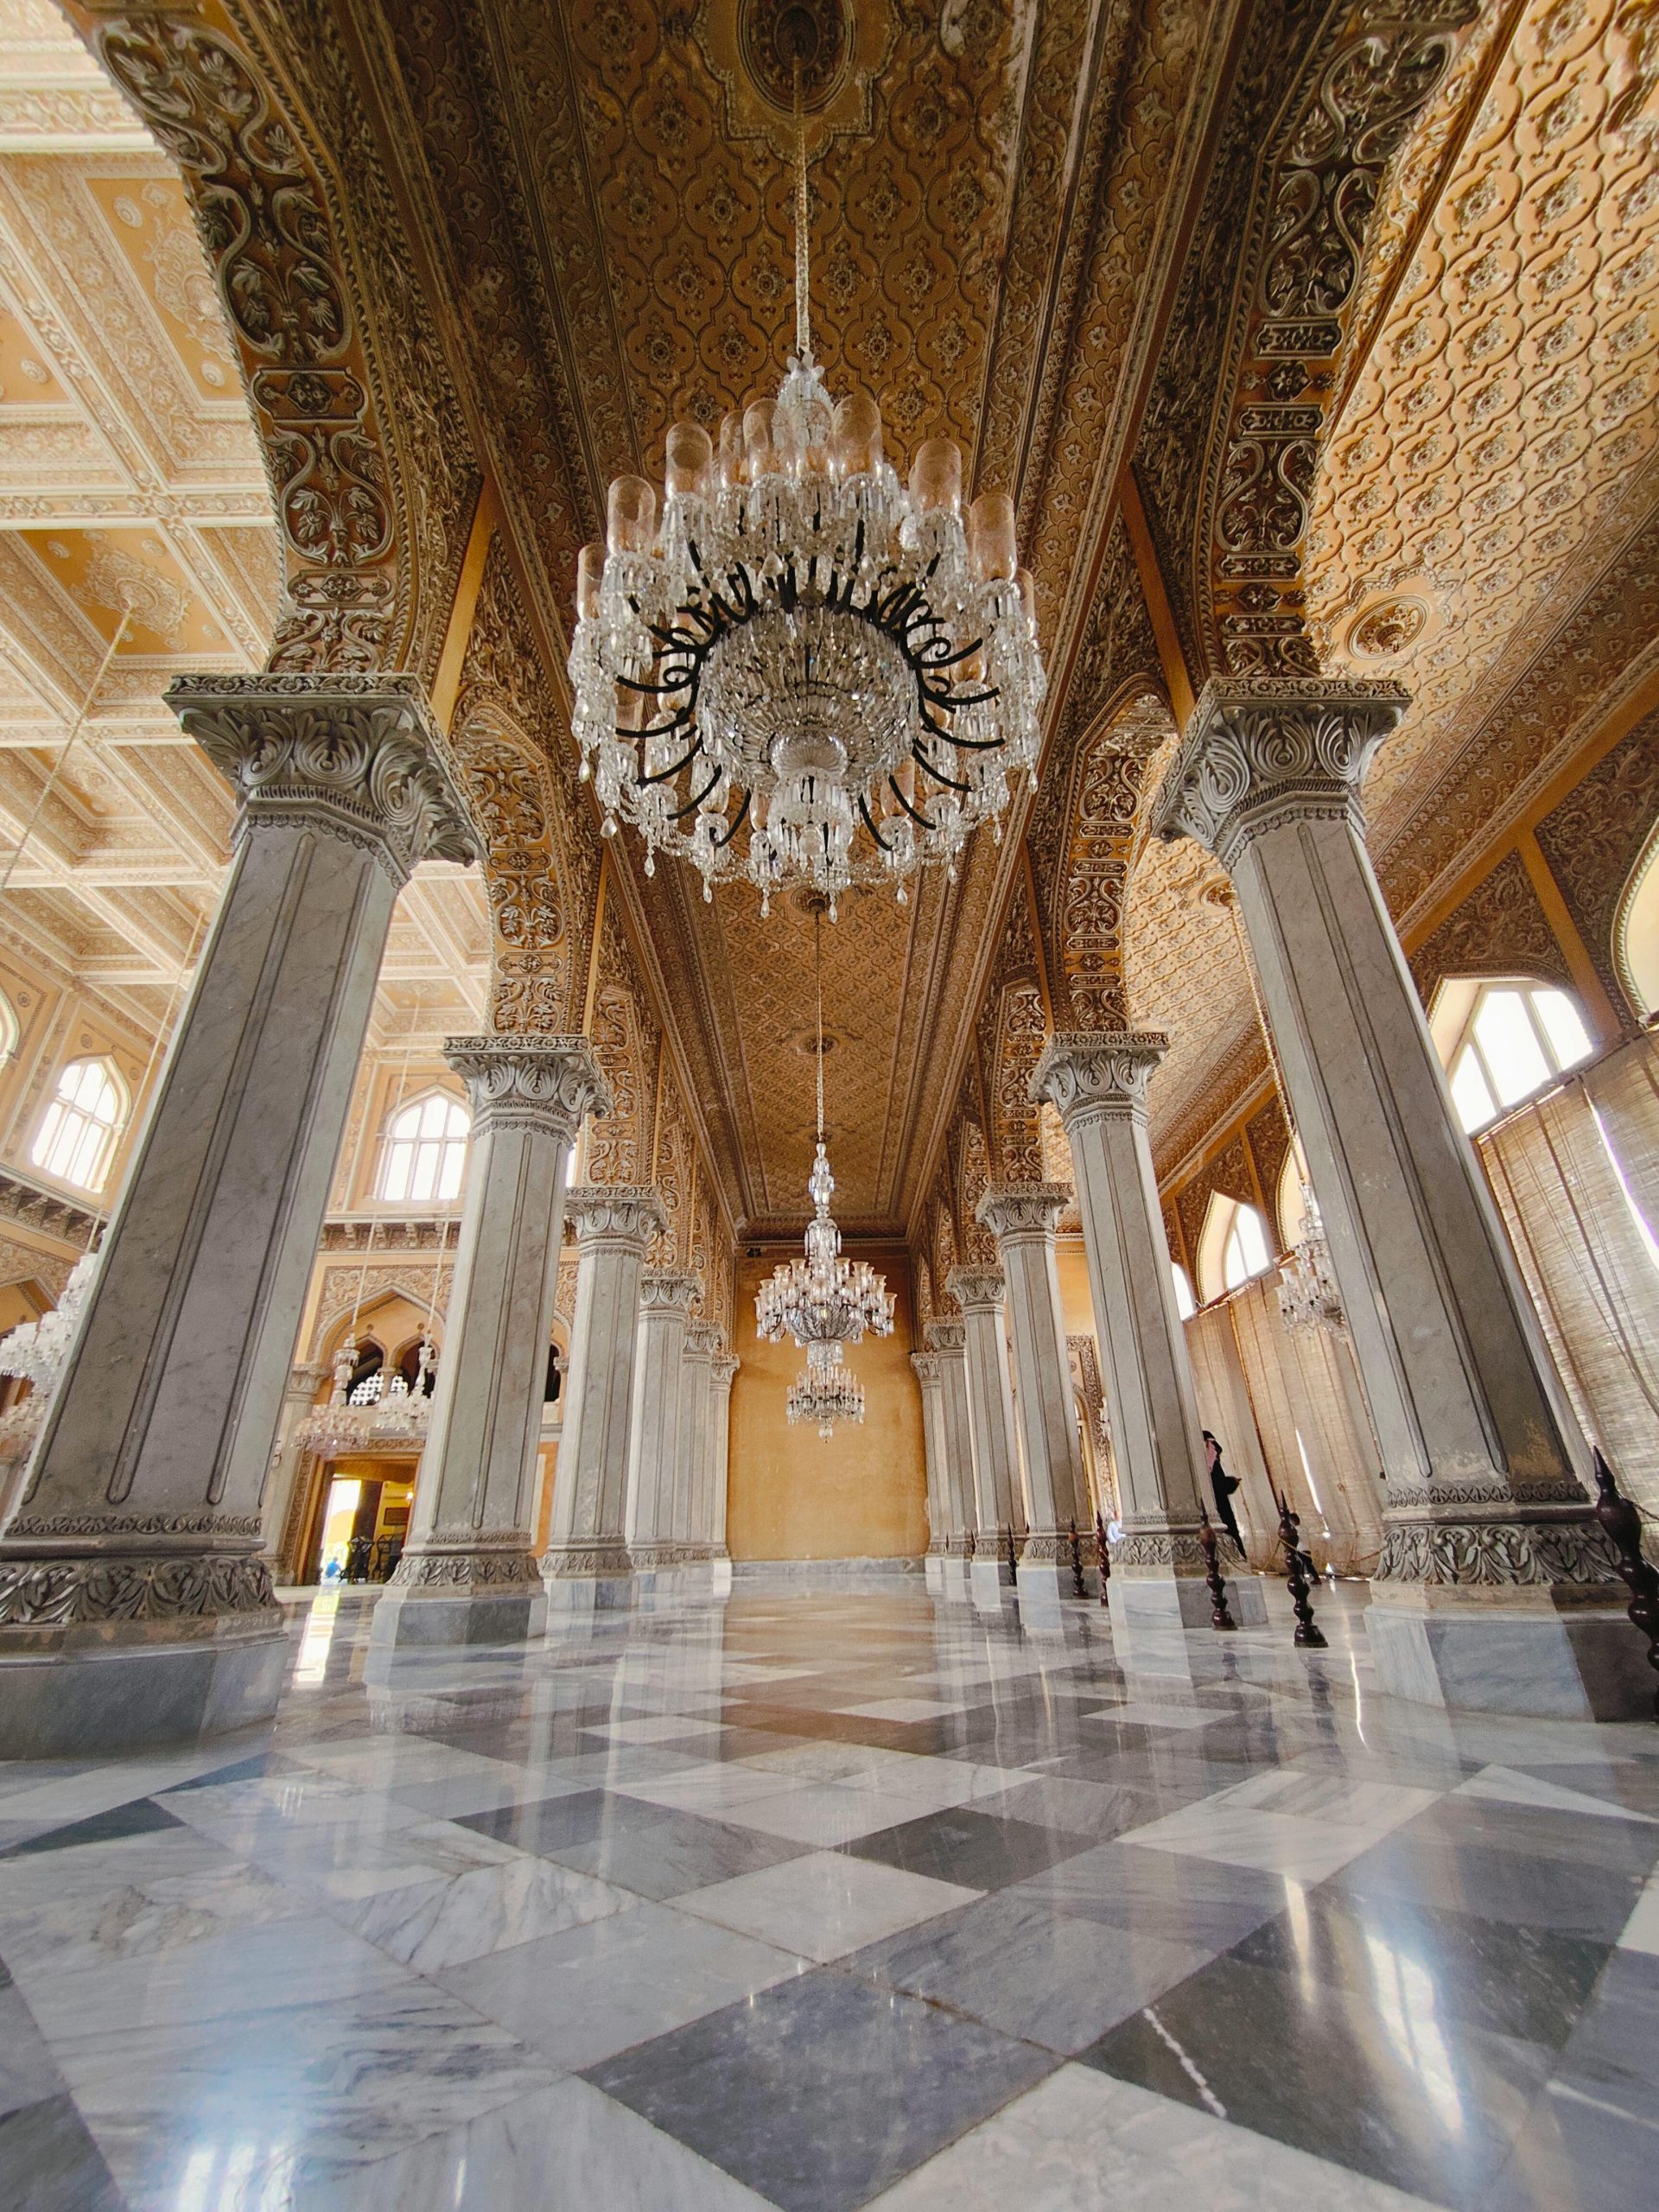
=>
[1,1574,1656,2210]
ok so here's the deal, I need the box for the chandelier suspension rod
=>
[815,906,825,1147]
[0,607,129,908]
[792,54,811,365]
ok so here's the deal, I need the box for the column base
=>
[542,1573,635,1619]
[0,1613,289,1758]
[710,1554,734,1597]
[970,1557,1017,1607]
[1366,1588,1653,1719]
[924,1553,946,1595]
[1112,1570,1268,1630]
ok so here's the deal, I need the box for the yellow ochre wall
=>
[728,1243,928,1560]
[1057,1238,1095,1338]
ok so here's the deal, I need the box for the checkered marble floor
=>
[2,1573,1657,2212]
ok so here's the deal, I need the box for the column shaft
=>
[709,1351,738,1592]
[947,1267,1020,1599]
[373,1036,609,1650]
[911,1351,949,1592]
[543,1185,664,1611]
[0,676,475,1757]
[679,1321,720,1584]
[626,1271,698,1579]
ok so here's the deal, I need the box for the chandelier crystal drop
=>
[568,75,1045,912]
[0,1249,99,1470]
[755,915,893,1426]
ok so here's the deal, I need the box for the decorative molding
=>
[388,1530,542,1591]
[540,1541,632,1579]
[910,1351,943,1387]
[442,1034,610,1143]
[1375,1509,1623,1588]
[924,1319,966,1354]
[0,1170,101,1254]
[0,1552,276,1624]
[170,674,478,884]
[945,1264,1006,1313]
[976,1182,1072,1242]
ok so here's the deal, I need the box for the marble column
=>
[677,1320,721,1592]
[372,1036,610,1652]
[911,1349,950,1592]
[977,1184,1091,1607]
[709,1349,738,1594]
[946,1266,1021,1604]
[541,1184,664,1616]
[263,1360,330,1586]
[925,1317,976,1598]
[626,1270,699,1588]
[1153,675,1634,1713]
[0,675,475,1757]
[1033,1031,1267,1629]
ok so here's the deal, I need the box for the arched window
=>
[0,990,18,1066]
[1618,832,1659,1017]
[1172,1262,1197,1321]
[378,1090,470,1203]
[1196,1192,1275,1304]
[1431,979,1593,1136]
[30,1057,125,1191]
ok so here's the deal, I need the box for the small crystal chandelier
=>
[0,1248,99,1469]
[789,1345,865,1437]
[756,913,893,1415]
[568,63,1045,912]
[295,1337,438,1459]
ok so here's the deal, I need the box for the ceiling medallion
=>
[569,54,1045,915]
[755,912,893,1426]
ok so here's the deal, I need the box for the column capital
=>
[444,1034,611,1142]
[171,672,478,887]
[1150,676,1408,868]
[565,1182,665,1252]
[946,1264,1006,1313]
[924,1319,966,1353]
[911,1351,944,1387]
[709,1351,740,1389]
[976,1181,1071,1243]
[639,1268,700,1316]
[1031,1030,1167,1126]
[685,1321,723,1358]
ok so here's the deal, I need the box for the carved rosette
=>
[709,1352,741,1392]
[1150,677,1410,870]
[565,1184,666,1253]
[1031,1031,1168,1128]
[1374,1504,1623,1592]
[444,1035,612,1144]
[388,1529,542,1594]
[924,1319,966,1354]
[976,1182,1072,1244]
[910,1351,944,1388]
[945,1265,1007,1313]
[171,675,478,886]
[639,1269,701,1317]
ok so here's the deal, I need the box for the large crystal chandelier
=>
[0,1249,99,1470]
[568,69,1045,913]
[756,914,893,1418]
[789,1346,865,1437]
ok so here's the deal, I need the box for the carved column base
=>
[1108,1525,1268,1629]
[538,1540,635,1619]
[371,1531,546,1651]
[1367,1498,1649,1717]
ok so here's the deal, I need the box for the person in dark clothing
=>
[1203,1429,1244,1548]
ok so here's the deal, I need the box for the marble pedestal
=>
[370,1580,547,1650]
[542,1571,634,1620]
[0,1615,289,1760]
[924,1553,946,1596]
[1367,1589,1652,1719]
[1111,1569,1268,1630]
[970,1558,1016,1609]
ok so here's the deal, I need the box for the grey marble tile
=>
[0,2091,126,2212]
[843,1807,1095,1890]
[327,1852,639,1971]
[846,1888,1214,2053]
[964,1775,1157,1839]
[0,1798,186,1859]
[440,1899,807,2069]
[1479,2075,1659,2212]
[677,1847,978,1961]
[0,1982,67,2123]
[584,1965,1055,2212]
[546,1800,808,1898]
[1332,1827,1647,1943]
[1080,1950,1555,2208]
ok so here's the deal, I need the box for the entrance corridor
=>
[0,1578,1655,2211]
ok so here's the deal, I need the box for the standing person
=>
[1203,1429,1244,1549]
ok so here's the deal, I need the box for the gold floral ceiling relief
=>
[1308,0,1659,825]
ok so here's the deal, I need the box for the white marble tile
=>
[676,1849,980,1962]
[1618,1871,1659,1955]
[705,1782,914,1847]
[1117,1803,1375,1885]
[1209,1771,1440,1834]
[581,1714,728,1744]
[836,1698,970,1722]
[277,2077,780,2212]
[863,2063,1441,2210]
[296,1738,512,1787]
[607,1764,810,1816]
[1082,1700,1230,1732]
[0,1847,304,1979]
[329,1854,638,1972]
[438,1899,806,2069]
[1453,1764,1657,1824]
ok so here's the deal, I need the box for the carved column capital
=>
[709,1351,740,1390]
[1031,1030,1167,1127]
[911,1351,944,1388]
[685,1321,723,1358]
[444,1035,611,1143]
[1150,676,1409,869]
[924,1319,966,1354]
[638,1268,700,1316]
[946,1264,1006,1313]
[976,1181,1071,1243]
[171,674,478,887]
[565,1183,666,1252]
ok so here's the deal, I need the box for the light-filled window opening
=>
[1222,1201,1273,1292]
[1618,831,1659,1017]
[30,1057,125,1192]
[378,1090,470,1203]
[1172,1262,1197,1320]
[1438,981,1593,1136]
[0,990,18,1065]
